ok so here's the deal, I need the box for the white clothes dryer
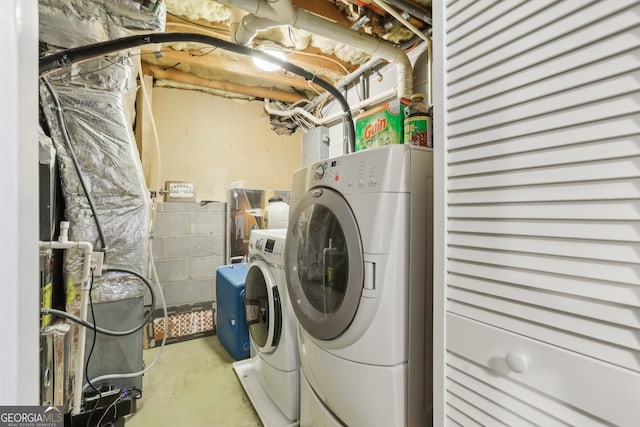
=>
[285,144,433,427]
[233,228,299,427]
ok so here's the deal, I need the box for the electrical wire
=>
[41,78,109,255]
[83,249,168,389]
[95,394,124,426]
[39,32,356,153]
[84,269,101,427]
[136,55,163,194]
[45,49,209,83]
[292,49,351,75]
[42,267,156,336]
[90,386,142,426]
[191,46,218,57]
[46,56,123,82]
[166,12,230,34]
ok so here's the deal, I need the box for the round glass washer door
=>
[285,187,364,341]
[245,260,282,353]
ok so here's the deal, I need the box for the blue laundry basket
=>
[215,262,250,360]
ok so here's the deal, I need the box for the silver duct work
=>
[39,0,166,413]
[39,0,166,48]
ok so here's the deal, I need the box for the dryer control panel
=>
[306,144,424,194]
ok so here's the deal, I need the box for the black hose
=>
[42,267,156,336]
[41,78,109,254]
[39,32,356,153]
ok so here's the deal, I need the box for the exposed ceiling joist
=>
[292,0,350,25]
[140,0,432,106]
[165,14,230,38]
[142,63,305,103]
[142,47,325,93]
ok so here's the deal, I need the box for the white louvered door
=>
[433,1,640,425]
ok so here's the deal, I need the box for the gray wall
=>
[152,201,226,307]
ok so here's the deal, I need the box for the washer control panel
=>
[249,229,287,265]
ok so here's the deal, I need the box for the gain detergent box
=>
[355,98,410,152]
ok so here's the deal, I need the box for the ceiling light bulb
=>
[252,45,286,72]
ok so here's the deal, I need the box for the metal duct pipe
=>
[218,0,413,98]
[373,0,430,44]
[264,86,397,127]
[381,0,432,25]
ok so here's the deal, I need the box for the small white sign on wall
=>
[164,181,196,201]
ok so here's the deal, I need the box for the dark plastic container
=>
[215,263,250,360]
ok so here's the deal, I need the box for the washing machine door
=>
[245,260,282,353]
[285,186,364,341]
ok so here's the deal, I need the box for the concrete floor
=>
[125,337,262,427]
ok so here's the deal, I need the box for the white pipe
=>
[264,87,397,127]
[229,7,248,44]
[40,222,94,415]
[263,99,323,125]
[382,0,432,25]
[325,88,398,123]
[235,14,277,45]
[372,0,430,44]
[58,220,69,244]
[136,57,163,192]
[267,0,296,23]
[217,0,413,97]
[216,0,293,21]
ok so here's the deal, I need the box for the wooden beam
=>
[166,14,230,34]
[165,22,230,40]
[165,14,354,79]
[287,46,359,76]
[293,0,351,25]
[142,63,305,104]
[141,48,325,92]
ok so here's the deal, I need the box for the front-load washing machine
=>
[233,228,299,427]
[285,144,433,427]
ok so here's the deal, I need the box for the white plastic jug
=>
[264,197,289,229]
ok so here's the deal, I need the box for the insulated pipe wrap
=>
[220,0,413,98]
[218,0,414,97]
[293,11,413,98]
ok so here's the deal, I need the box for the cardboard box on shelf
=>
[355,98,410,151]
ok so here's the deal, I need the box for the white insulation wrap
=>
[40,53,151,304]
[39,0,166,48]
[38,1,164,412]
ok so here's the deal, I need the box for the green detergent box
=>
[355,98,410,151]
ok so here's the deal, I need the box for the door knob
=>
[505,352,528,373]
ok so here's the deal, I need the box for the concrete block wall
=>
[152,201,226,307]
